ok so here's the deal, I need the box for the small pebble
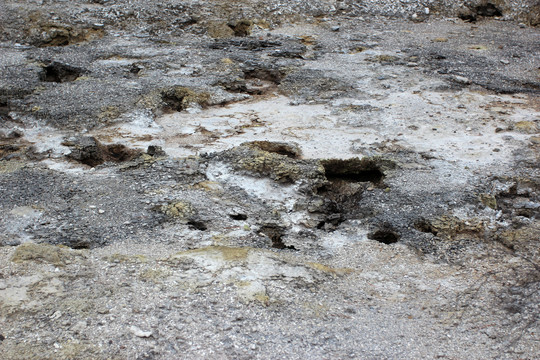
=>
[452,75,471,85]
[130,326,152,338]
[98,209,105,214]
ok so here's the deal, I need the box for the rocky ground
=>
[0,1,539,359]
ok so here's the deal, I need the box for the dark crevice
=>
[414,219,438,236]
[67,240,92,249]
[476,4,503,17]
[310,157,391,231]
[228,19,253,37]
[271,238,297,250]
[321,158,385,185]
[64,136,141,167]
[260,225,296,250]
[187,220,207,231]
[459,3,503,22]
[40,62,84,83]
[0,98,10,118]
[230,214,248,221]
[327,169,383,183]
[368,228,400,244]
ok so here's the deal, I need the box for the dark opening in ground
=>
[260,225,296,250]
[414,219,438,236]
[40,62,84,83]
[230,214,248,221]
[188,220,208,231]
[476,3,503,17]
[67,239,92,249]
[0,99,10,118]
[316,213,343,230]
[64,136,141,167]
[313,158,391,231]
[321,158,385,184]
[228,19,253,37]
[459,3,502,22]
[271,237,297,250]
[368,229,400,245]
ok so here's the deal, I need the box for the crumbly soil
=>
[0,1,539,359]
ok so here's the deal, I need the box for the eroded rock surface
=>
[0,1,539,359]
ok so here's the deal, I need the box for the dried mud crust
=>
[0,1,539,359]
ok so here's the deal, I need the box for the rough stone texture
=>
[0,0,539,359]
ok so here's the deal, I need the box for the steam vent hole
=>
[41,62,84,83]
[368,229,400,245]
[321,158,384,184]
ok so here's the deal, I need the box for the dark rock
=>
[64,136,106,167]
[146,145,167,157]
[64,136,141,167]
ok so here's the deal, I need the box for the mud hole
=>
[40,62,85,83]
[63,136,141,167]
[229,213,248,221]
[311,158,391,230]
[368,227,400,245]
[187,220,208,231]
[321,158,386,184]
